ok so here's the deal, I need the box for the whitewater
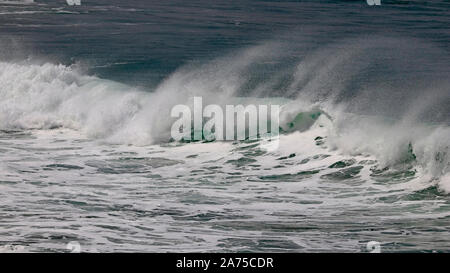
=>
[0,0,449,252]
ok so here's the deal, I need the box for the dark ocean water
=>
[1,0,449,87]
[0,0,449,252]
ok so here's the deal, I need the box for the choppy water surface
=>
[1,125,449,253]
[0,0,449,252]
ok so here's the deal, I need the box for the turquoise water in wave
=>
[0,0,449,252]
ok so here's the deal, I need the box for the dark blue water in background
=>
[1,0,449,88]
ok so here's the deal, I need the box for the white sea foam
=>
[0,37,448,191]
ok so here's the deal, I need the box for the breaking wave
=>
[0,37,448,191]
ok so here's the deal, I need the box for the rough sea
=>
[0,0,449,252]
